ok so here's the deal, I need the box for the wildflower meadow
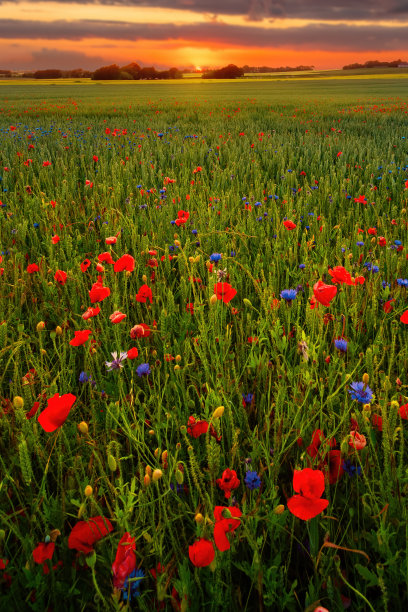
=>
[1,78,408,611]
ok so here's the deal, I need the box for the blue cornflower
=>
[382,280,390,289]
[280,289,297,301]
[334,338,348,353]
[342,459,362,478]
[210,253,222,262]
[79,371,89,383]
[230,251,236,257]
[244,470,261,490]
[356,241,364,247]
[137,363,151,377]
[122,568,144,601]
[349,381,373,404]
[242,393,254,407]
[192,229,198,235]
[299,263,306,269]
[395,240,402,246]
[397,278,408,287]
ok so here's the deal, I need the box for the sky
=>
[0,0,408,71]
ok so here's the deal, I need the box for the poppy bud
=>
[40,349,47,355]
[145,466,152,477]
[78,421,88,434]
[107,455,117,471]
[142,274,147,283]
[243,298,252,307]
[148,429,155,435]
[13,396,24,409]
[210,294,218,305]
[195,513,204,523]
[176,442,181,449]
[194,255,201,263]
[212,406,224,419]
[152,469,163,482]
[174,364,181,371]
[180,425,187,433]
[36,321,45,331]
[154,448,159,458]
[189,257,195,263]
[161,450,168,463]
[174,233,178,239]
[175,354,181,363]
[175,469,184,484]
[55,326,62,336]
[84,485,93,497]
[273,504,285,515]
[144,474,151,486]
[174,240,181,247]
[362,373,369,384]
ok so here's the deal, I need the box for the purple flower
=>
[244,471,261,490]
[137,363,151,377]
[105,352,128,371]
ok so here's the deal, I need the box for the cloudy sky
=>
[1,0,408,71]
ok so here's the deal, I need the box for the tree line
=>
[342,59,407,70]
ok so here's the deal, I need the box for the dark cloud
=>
[0,18,408,51]
[3,0,408,22]
[0,46,107,70]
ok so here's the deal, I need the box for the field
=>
[1,76,408,611]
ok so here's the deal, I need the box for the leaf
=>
[355,563,379,587]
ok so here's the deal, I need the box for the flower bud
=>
[142,274,147,283]
[145,465,152,477]
[152,469,163,482]
[175,354,182,363]
[189,257,195,263]
[212,406,224,419]
[144,473,151,486]
[273,504,285,515]
[13,396,24,409]
[84,485,93,497]
[210,294,218,305]
[174,365,181,371]
[243,298,252,307]
[55,326,63,336]
[175,469,184,484]
[154,448,159,458]
[148,429,155,435]
[194,513,204,523]
[161,450,168,464]
[36,321,45,331]
[78,421,88,434]
[173,233,178,239]
[362,373,369,384]
[107,455,117,471]
[174,240,181,247]
[40,349,47,355]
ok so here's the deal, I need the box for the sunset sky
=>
[1,0,408,71]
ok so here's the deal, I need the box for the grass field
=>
[0,77,408,611]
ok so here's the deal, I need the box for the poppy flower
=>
[349,431,366,450]
[400,310,408,324]
[283,220,297,230]
[68,516,113,554]
[89,278,111,303]
[325,450,344,484]
[287,468,329,520]
[175,210,190,226]
[110,311,126,324]
[372,414,383,431]
[26,401,40,420]
[214,282,237,304]
[32,542,55,565]
[135,284,153,304]
[105,236,117,245]
[216,468,240,499]
[398,404,408,420]
[328,266,353,286]
[114,254,135,273]
[188,539,215,567]
[69,330,92,346]
[80,259,91,273]
[54,270,67,285]
[98,252,115,264]
[127,347,139,360]
[213,506,242,552]
[383,299,395,313]
[112,532,136,589]
[51,235,60,244]
[27,263,39,273]
[187,416,209,438]
[130,323,151,339]
[378,237,387,246]
[82,306,101,320]
[313,280,337,307]
[306,429,325,459]
[38,393,76,432]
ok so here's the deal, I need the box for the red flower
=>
[114,254,135,273]
[378,236,387,246]
[283,220,297,230]
[328,266,353,286]
[313,280,337,307]
[327,450,344,485]
[135,284,153,304]
[98,252,115,264]
[69,330,92,346]
[349,431,366,450]
[400,310,408,324]
[175,210,190,226]
[89,278,111,303]
[26,401,40,420]
[214,282,237,304]
[372,414,383,431]
[186,303,194,315]
[32,542,55,565]
[27,263,39,273]
[54,270,67,285]
[399,404,408,420]
[187,416,209,438]
[93,155,98,162]
[110,311,126,324]
[306,429,325,459]
[127,347,139,359]
[383,299,395,313]
[287,468,329,520]
[354,195,367,204]
[367,227,377,236]
[188,539,215,567]
[106,236,117,245]
[82,306,101,320]
[80,259,91,273]
[213,506,242,552]
[38,393,76,432]
[130,323,151,339]
[112,532,136,589]
[51,235,60,244]
[216,468,240,499]
[68,516,113,554]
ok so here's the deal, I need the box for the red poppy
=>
[216,468,240,499]
[54,270,67,285]
[214,282,237,304]
[82,306,101,320]
[130,323,151,339]
[372,414,383,431]
[175,210,190,226]
[89,278,111,303]
[213,506,242,552]
[32,542,55,565]
[383,299,395,313]
[93,155,98,162]
[110,311,126,324]
[127,347,139,359]
[105,236,117,245]
[349,431,366,449]
[68,516,113,554]
[378,236,387,246]
[27,263,39,273]
[26,401,40,420]
[283,220,297,230]
[80,259,91,273]
[354,195,367,204]
[313,280,337,307]
[354,276,365,285]
[287,468,329,520]
[114,254,135,273]
[400,310,408,324]
[51,235,60,244]
[187,416,222,442]
[69,330,92,346]
[112,532,136,589]
[38,393,76,432]
[399,404,408,420]
[186,303,194,315]
[328,266,353,286]
[367,227,377,236]
[98,252,115,264]
[306,429,325,459]
[135,284,153,304]
[188,539,215,567]
[326,450,344,485]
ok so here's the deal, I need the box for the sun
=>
[195,65,202,72]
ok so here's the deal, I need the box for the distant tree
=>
[139,66,158,79]
[34,69,62,79]
[66,68,92,78]
[0,69,11,77]
[343,59,406,70]
[92,64,122,80]
[121,63,142,79]
[202,64,244,79]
